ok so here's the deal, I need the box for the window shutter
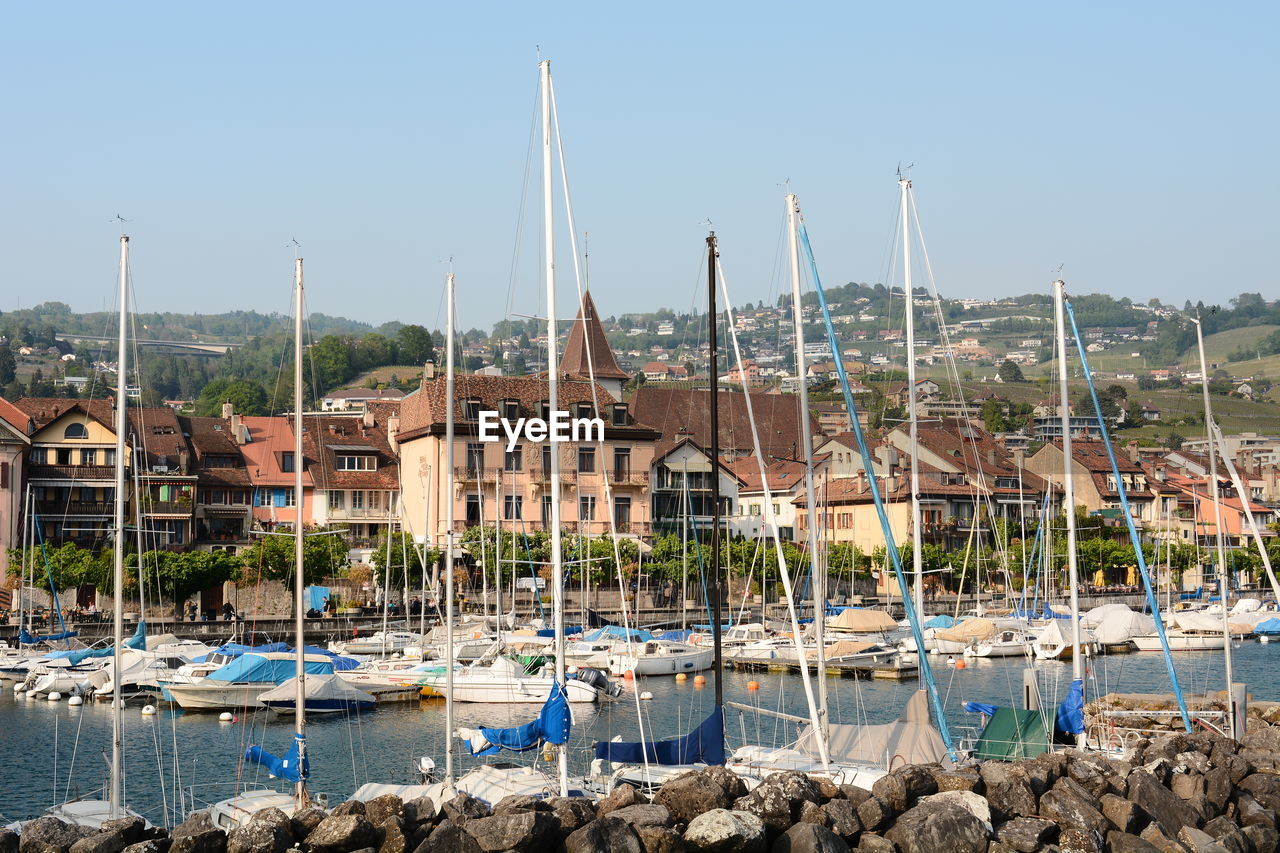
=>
[274,489,286,508]
[0,461,7,489]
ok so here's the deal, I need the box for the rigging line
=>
[505,81,543,323]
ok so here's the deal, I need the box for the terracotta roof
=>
[725,457,807,494]
[16,397,191,472]
[179,416,251,487]
[628,386,819,460]
[325,388,407,401]
[303,414,400,491]
[239,416,313,488]
[0,397,33,437]
[561,290,630,381]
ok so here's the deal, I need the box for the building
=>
[649,437,742,536]
[306,410,401,557]
[628,386,819,462]
[239,415,316,534]
[560,290,632,399]
[0,398,33,575]
[322,388,407,411]
[182,409,254,553]
[727,456,805,541]
[1024,440,1156,528]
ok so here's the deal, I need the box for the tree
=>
[195,377,269,417]
[0,344,15,385]
[239,525,349,587]
[981,399,1007,433]
[144,550,241,614]
[997,360,1025,383]
[1104,384,1128,401]
[397,325,435,366]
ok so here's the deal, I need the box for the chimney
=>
[1128,440,1140,464]
[1155,464,1167,482]
[230,413,244,445]
[178,449,190,473]
[387,416,400,453]
[221,401,234,419]
[423,362,436,380]
[986,449,997,466]
[362,409,375,429]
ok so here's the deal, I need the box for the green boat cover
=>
[973,707,1051,760]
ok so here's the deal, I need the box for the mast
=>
[109,234,128,817]
[540,58,569,796]
[900,178,924,619]
[19,485,30,635]
[786,194,826,733]
[382,513,392,652]
[444,271,456,782]
[1193,317,1237,739]
[292,258,308,805]
[1053,279,1085,741]
[707,232,724,709]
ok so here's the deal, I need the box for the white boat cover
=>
[1172,611,1250,634]
[933,618,996,644]
[1090,608,1156,645]
[258,674,375,705]
[793,690,952,769]
[1232,598,1262,614]
[827,609,898,633]
[807,640,878,660]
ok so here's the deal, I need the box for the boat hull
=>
[160,681,277,710]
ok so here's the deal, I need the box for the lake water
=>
[1,642,1274,826]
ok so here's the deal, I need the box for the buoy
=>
[567,666,579,675]
[140,705,157,716]
[68,695,84,706]
[623,670,635,680]
[1262,636,1271,644]
[955,659,967,670]
[675,673,687,683]
[640,691,653,701]
[217,711,232,722]
[747,681,761,691]
[693,675,707,687]
[48,692,62,701]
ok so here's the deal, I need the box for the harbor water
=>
[0,642,1275,826]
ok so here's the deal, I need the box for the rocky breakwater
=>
[6,728,1280,853]
[1086,692,1280,736]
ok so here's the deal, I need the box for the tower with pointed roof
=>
[560,290,630,399]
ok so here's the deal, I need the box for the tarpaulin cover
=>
[934,618,996,644]
[964,702,1000,716]
[461,681,571,756]
[594,706,725,766]
[973,707,1050,761]
[795,690,951,769]
[583,626,653,643]
[207,652,334,684]
[1056,678,1085,736]
[258,673,376,707]
[827,608,898,633]
[1255,617,1280,635]
[19,628,78,644]
[194,641,290,662]
[245,734,308,782]
[657,629,695,642]
[808,640,877,660]
[306,586,330,612]
[63,622,148,665]
[923,614,957,629]
[300,646,360,671]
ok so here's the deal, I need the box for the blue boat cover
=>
[245,734,308,782]
[964,701,1000,716]
[62,622,148,665]
[207,653,334,684]
[19,628,79,644]
[194,641,291,662]
[1255,618,1280,635]
[300,646,360,671]
[657,629,694,642]
[464,681,570,756]
[583,626,653,643]
[306,586,330,612]
[924,615,957,630]
[594,706,725,766]
[1056,678,1085,736]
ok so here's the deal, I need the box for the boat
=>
[963,629,1033,658]
[259,674,376,714]
[607,640,713,676]
[329,630,421,656]
[161,651,335,710]
[419,654,608,703]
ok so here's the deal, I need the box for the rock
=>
[839,788,872,810]
[1236,793,1277,830]
[332,800,368,817]
[682,809,766,853]
[1057,826,1104,853]
[871,767,936,813]
[1177,752,1211,775]
[415,820,480,853]
[771,823,849,853]
[732,773,822,837]
[226,819,292,853]
[854,797,893,833]
[1040,780,1108,838]
[701,767,748,802]
[1217,755,1250,786]
[930,769,980,794]
[379,817,410,853]
[461,812,556,853]
[814,778,843,803]
[980,763,1038,820]
[491,795,551,816]
[656,772,730,826]
[69,832,131,853]
[1172,773,1206,801]
[853,835,895,853]
[292,807,328,839]
[635,826,686,853]
[1105,831,1162,853]
[1178,825,1230,853]
[924,790,990,830]
[598,784,645,817]
[168,830,225,853]
[610,805,671,829]
[549,798,599,838]
[1243,825,1279,853]
[1242,727,1280,753]
[1101,793,1142,834]
[1201,768,1231,816]
[1139,823,1186,853]
[564,816,642,853]
[1067,757,1118,799]
[995,817,1057,853]
[0,830,16,853]
[1129,769,1194,837]
[820,801,860,844]
[798,802,828,827]
[884,801,989,853]
[100,820,145,847]
[442,794,492,826]
[120,843,169,853]
[171,813,214,839]
[365,795,405,827]
[306,815,378,853]
[1241,775,1280,813]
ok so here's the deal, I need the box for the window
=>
[281,452,295,473]
[504,494,523,520]
[750,504,761,516]
[541,445,552,474]
[63,423,88,439]
[541,495,553,526]
[82,449,96,466]
[336,454,375,471]
[504,444,522,472]
[30,448,46,465]
[464,398,482,421]
[80,487,95,502]
[205,455,240,468]
[578,447,595,473]
[613,447,631,477]
[579,495,596,521]
[231,490,248,505]
[328,491,344,510]
[575,402,593,419]
[273,488,296,507]
[612,404,628,426]
[465,443,485,476]
[104,450,115,466]
[466,494,482,527]
[539,400,551,421]
[502,399,520,421]
[351,490,365,509]
[57,448,72,465]
[614,496,631,528]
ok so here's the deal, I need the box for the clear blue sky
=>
[1,3,1275,331]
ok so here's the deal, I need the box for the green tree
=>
[0,344,15,385]
[195,377,269,416]
[239,525,350,587]
[996,360,1025,383]
[981,399,1007,433]
[141,550,241,615]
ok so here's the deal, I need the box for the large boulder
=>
[610,805,671,829]
[922,791,990,833]
[1177,825,1231,853]
[1128,769,1194,837]
[994,817,1057,853]
[1241,774,1280,813]
[871,766,937,813]
[169,829,225,853]
[226,819,292,853]
[820,801,860,844]
[119,843,168,853]
[1104,831,1162,853]
[305,814,378,853]
[548,798,599,839]
[68,831,132,853]
[491,795,552,816]
[700,767,747,802]
[681,809,765,853]
[291,806,328,839]
[1243,825,1280,853]
[416,820,481,853]
[1100,793,1143,834]
[929,769,980,794]
[442,794,492,825]
[1139,823,1186,853]
[771,822,850,853]
[883,801,988,853]
[655,772,729,826]
[364,794,405,827]
[0,830,16,853]
[979,763,1038,820]
[564,816,643,853]
[331,800,367,817]
[461,811,556,853]
[378,816,410,853]
[732,773,822,838]
[853,797,893,833]
[1202,768,1232,816]
[635,826,686,853]
[1236,793,1278,830]
[1171,772,1205,801]
[1039,779,1108,848]
[598,784,646,817]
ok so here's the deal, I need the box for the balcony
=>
[606,469,649,487]
[528,466,579,483]
[30,464,118,481]
[328,507,398,521]
[141,500,194,517]
[35,500,114,516]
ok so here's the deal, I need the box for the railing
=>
[327,507,398,520]
[35,500,114,515]
[606,470,649,486]
[30,464,118,480]
[141,501,194,516]
[528,465,580,482]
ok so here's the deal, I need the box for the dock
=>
[726,659,918,681]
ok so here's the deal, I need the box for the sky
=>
[1,2,1275,332]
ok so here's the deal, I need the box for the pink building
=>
[0,398,33,578]
[239,416,316,531]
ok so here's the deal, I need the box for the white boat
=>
[208,790,302,832]
[607,640,714,676]
[161,652,334,710]
[1132,631,1226,652]
[336,657,434,689]
[329,630,421,656]
[963,629,1033,658]
[1032,619,1098,660]
[420,655,607,703]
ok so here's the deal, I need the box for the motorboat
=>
[417,655,615,703]
[329,630,421,656]
[160,652,335,710]
[607,640,714,676]
[962,629,1033,658]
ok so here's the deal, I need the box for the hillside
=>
[1178,325,1280,368]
